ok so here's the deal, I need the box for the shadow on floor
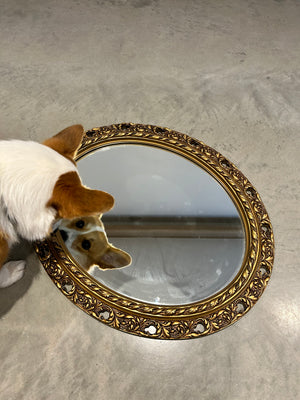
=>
[0,240,41,317]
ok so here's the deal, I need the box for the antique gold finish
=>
[34,123,274,339]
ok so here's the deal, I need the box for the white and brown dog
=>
[0,125,114,288]
[57,216,132,272]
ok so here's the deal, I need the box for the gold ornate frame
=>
[34,123,274,339]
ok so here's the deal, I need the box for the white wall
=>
[78,144,240,218]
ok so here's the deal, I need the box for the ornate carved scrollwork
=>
[34,123,274,339]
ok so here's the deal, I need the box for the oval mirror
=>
[35,123,274,339]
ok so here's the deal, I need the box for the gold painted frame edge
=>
[34,123,274,339]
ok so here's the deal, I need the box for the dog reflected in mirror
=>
[57,216,132,272]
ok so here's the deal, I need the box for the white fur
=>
[0,261,26,288]
[0,140,77,243]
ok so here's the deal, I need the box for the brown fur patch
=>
[43,124,84,162]
[59,216,132,271]
[47,172,114,219]
[97,246,132,270]
[0,233,9,269]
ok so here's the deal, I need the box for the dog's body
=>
[0,125,114,288]
[0,140,77,244]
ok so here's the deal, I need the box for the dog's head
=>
[43,125,114,220]
[58,216,132,272]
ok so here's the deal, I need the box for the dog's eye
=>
[76,220,85,229]
[81,239,91,250]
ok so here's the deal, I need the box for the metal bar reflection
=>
[102,216,244,239]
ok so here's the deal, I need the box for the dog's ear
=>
[96,246,132,270]
[43,125,84,160]
[48,172,114,219]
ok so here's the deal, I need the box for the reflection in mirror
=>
[57,216,131,271]
[61,144,245,305]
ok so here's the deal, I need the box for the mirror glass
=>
[57,144,245,305]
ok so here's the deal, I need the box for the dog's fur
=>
[58,216,132,271]
[0,125,114,288]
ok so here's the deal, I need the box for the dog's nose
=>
[60,229,69,242]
